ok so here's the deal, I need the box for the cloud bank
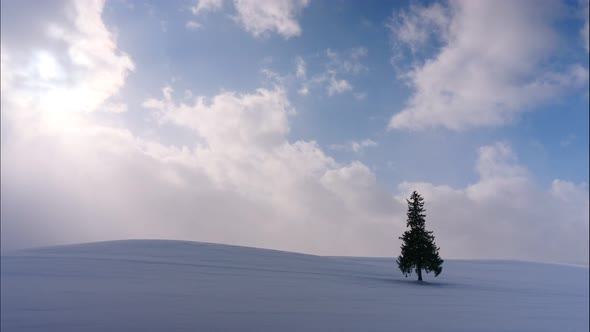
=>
[1,0,588,265]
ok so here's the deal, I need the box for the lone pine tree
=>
[397,191,443,281]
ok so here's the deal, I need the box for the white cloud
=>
[4,82,402,256]
[102,102,128,113]
[321,162,395,215]
[475,142,527,180]
[327,77,352,96]
[354,92,367,101]
[188,0,310,38]
[295,56,306,78]
[144,86,293,154]
[351,139,377,152]
[297,47,368,97]
[33,51,65,80]
[329,139,378,153]
[297,85,309,96]
[260,68,288,86]
[232,0,311,39]
[191,0,223,15]
[187,0,223,30]
[326,47,368,75]
[389,0,588,131]
[388,2,449,58]
[186,21,202,30]
[350,46,368,59]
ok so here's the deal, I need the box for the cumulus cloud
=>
[232,0,310,39]
[388,0,589,131]
[321,162,395,215]
[144,86,294,155]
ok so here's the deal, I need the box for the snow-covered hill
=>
[1,240,588,331]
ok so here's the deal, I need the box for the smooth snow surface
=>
[1,240,588,331]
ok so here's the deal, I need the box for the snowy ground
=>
[1,240,588,331]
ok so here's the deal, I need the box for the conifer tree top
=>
[406,191,426,229]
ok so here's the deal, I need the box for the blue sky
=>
[101,0,589,188]
[1,0,589,264]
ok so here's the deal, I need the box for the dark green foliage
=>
[397,191,443,281]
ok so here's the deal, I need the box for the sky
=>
[1,0,588,264]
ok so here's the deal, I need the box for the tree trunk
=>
[417,267,422,281]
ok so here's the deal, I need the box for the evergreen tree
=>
[397,191,443,281]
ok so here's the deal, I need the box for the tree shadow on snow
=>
[367,277,457,288]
